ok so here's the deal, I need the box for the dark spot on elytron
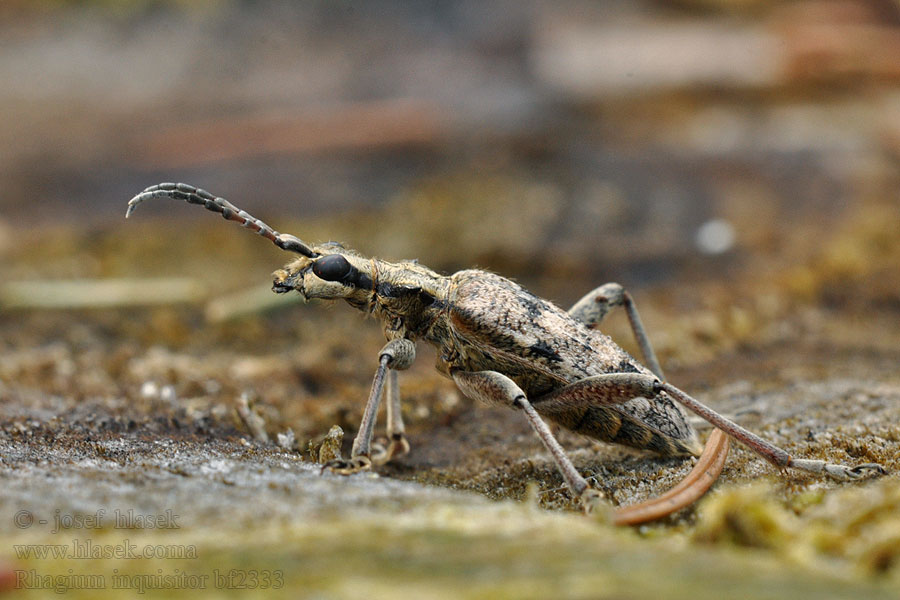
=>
[616,360,640,374]
[517,292,546,319]
[530,340,562,362]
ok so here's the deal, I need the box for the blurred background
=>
[2,0,897,288]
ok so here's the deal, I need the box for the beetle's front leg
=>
[323,338,416,474]
[370,369,411,465]
[451,369,604,512]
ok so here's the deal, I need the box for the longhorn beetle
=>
[127,183,886,519]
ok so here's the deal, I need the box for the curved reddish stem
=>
[613,429,729,526]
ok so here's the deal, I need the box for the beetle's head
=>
[272,243,375,305]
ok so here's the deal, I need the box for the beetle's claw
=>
[790,457,889,481]
[844,463,888,478]
[371,435,411,466]
[579,488,608,518]
[823,462,887,480]
[320,455,372,475]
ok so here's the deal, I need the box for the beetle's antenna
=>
[126,182,318,257]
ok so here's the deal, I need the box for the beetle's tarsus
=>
[788,458,887,480]
[370,434,410,466]
[580,488,607,517]
[321,455,372,475]
[852,463,888,476]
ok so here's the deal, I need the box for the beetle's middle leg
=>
[323,338,415,474]
[569,282,663,379]
[451,369,605,510]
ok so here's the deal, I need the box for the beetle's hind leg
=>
[569,282,663,379]
[534,373,885,481]
[538,372,886,480]
[531,374,703,456]
[322,338,416,475]
[659,382,888,480]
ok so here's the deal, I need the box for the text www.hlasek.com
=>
[14,539,197,560]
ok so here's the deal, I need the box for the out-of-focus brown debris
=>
[773,1,900,82]
[308,425,344,464]
[237,391,269,443]
[138,100,446,169]
[534,0,900,99]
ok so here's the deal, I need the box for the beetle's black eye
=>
[313,254,353,282]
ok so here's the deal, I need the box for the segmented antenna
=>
[126,182,318,257]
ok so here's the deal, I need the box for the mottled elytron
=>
[127,183,886,518]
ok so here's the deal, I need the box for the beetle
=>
[127,182,886,519]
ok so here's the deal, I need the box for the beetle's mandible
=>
[127,183,886,521]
